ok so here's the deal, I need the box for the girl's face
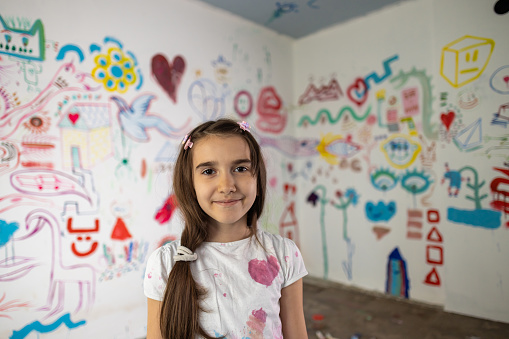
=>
[192,135,257,230]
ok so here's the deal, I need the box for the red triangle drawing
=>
[427,227,443,243]
[280,202,298,228]
[111,217,132,240]
[424,267,441,286]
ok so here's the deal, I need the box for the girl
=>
[144,118,308,338]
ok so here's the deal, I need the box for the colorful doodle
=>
[256,86,287,134]
[380,134,421,169]
[0,15,45,61]
[92,47,137,93]
[316,133,361,164]
[386,247,409,298]
[151,54,185,103]
[440,35,495,88]
[365,201,396,222]
[298,78,343,105]
[298,105,372,127]
[10,312,86,339]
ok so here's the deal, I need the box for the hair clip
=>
[237,121,250,132]
[182,134,193,150]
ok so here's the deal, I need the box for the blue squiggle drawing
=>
[10,313,86,339]
[55,44,85,62]
[364,55,399,90]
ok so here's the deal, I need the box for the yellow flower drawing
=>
[92,47,136,93]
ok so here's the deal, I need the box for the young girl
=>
[144,118,308,338]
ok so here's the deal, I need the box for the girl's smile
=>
[192,134,257,237]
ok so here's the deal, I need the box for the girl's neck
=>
[206,222,252,243]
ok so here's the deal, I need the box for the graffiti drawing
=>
[406,209,423,239]
[365,201,396,222]
[10,312,86,339]
[490,167,509,217]
[298,78,343,105]
[364,55,399,90]
[385,247,409,298]
[453,118,482,152]
[489,65,509,94]
[0,15,45,61]
[92,47,137,93]
[298,105,372,127]
[440,35,495,88]
[445,165,501,229]
[233,90,253,118]
[151,54,185,103]
[111,94,190,142]
[316,133,361,164]
[491,103,509,128]
[380,134,421,169]
[55,44,85,62]
[67,217,99,257]
[187,78,230,121]
[256,86,287,134]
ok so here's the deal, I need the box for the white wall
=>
[1,0,508,337]
[293,0,509,324]
[0,0,293,337]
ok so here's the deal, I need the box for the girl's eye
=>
[235,166,248,173]
[202,169,215,175]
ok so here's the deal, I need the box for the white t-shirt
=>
[144,229,308,338]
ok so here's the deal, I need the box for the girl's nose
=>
[218,172,236,194]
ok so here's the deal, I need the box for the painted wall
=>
[0,0,293,337]
[293,0,509,324]
[1,0,508,337]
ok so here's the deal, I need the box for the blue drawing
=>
[400,168,433,195]
[441,163,463,197]
[307,0,319,9]
[111,94,189,142]
[365,201,396,222]
[385,247,409,298]
[0,15,45,61]
[55,44,85,62]
[489,65,509,94]
[364,55,399,90]
[491,103,509,128]
[267,2,299,24]
[10,313,86,339]
[104,36,123,48]
[447,207,501,229]
[370,168,399,192]
[444,165,501,229]
[0,219,19,247]
[187,78,230,121]
[453,118,482,151]
[89,43,101,53]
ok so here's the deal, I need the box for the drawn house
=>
[58,103,113,169]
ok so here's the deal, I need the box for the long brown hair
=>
[159,118,267,338]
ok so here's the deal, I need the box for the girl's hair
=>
[159,118,267,339]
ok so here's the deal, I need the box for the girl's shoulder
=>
[257,228,298,251]
[146,239,181,264]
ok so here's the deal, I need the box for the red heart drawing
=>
[347,78,368,106]
[248,256,280,287]
[68,113,80,125]
[151,54,186,103]
[440,111,455,131]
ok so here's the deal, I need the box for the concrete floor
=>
[302,277,509,339]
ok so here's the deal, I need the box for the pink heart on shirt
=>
[248,256,280,287]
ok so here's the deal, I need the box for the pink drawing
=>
[0,62,100,140]
[151,54,186,103]
[440,111,455,131]
[68,113,80,125]
[246,308,267,339]
[248,256,280,287]
[255,86,287,134]
[22,210,96,318]
[402,87,419,116]
[346,77,368,106]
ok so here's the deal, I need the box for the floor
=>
[302,277,509,339]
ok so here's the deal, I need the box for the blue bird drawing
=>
[111,94,190,142]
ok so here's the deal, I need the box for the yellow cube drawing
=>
[440,35,495,88]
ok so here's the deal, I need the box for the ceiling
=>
[196,0,411,39]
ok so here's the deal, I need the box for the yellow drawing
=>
[380,133,421,170]
[92,47,137,93]
[316,133,361,164]
[440,35,495,88]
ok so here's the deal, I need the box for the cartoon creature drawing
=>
[441,163,463,197]
[111,94,190,142]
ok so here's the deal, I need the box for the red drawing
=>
[298,78,343,105]
[256,86,287,134]
[426,245,443,265]
[424,267,441,286]
[233,90,253,118]
[68,113,80,125]
[406,209,423,240]
[111,217,132,240]
[154,194,178,224]
[490,167,509,214]
[151,54,186,103]
[372,225,390,240]
[346,78,368,106]
[427,209,440,223]
[426,227,443,243]
[280,183,299,246]
[67,217,99,257]
[440,111,455,131]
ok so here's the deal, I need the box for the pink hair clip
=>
[237,121,250,132]
[182,134,193,150]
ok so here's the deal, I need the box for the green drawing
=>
[298,105,372,127]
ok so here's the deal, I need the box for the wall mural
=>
[1,1,508,337]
